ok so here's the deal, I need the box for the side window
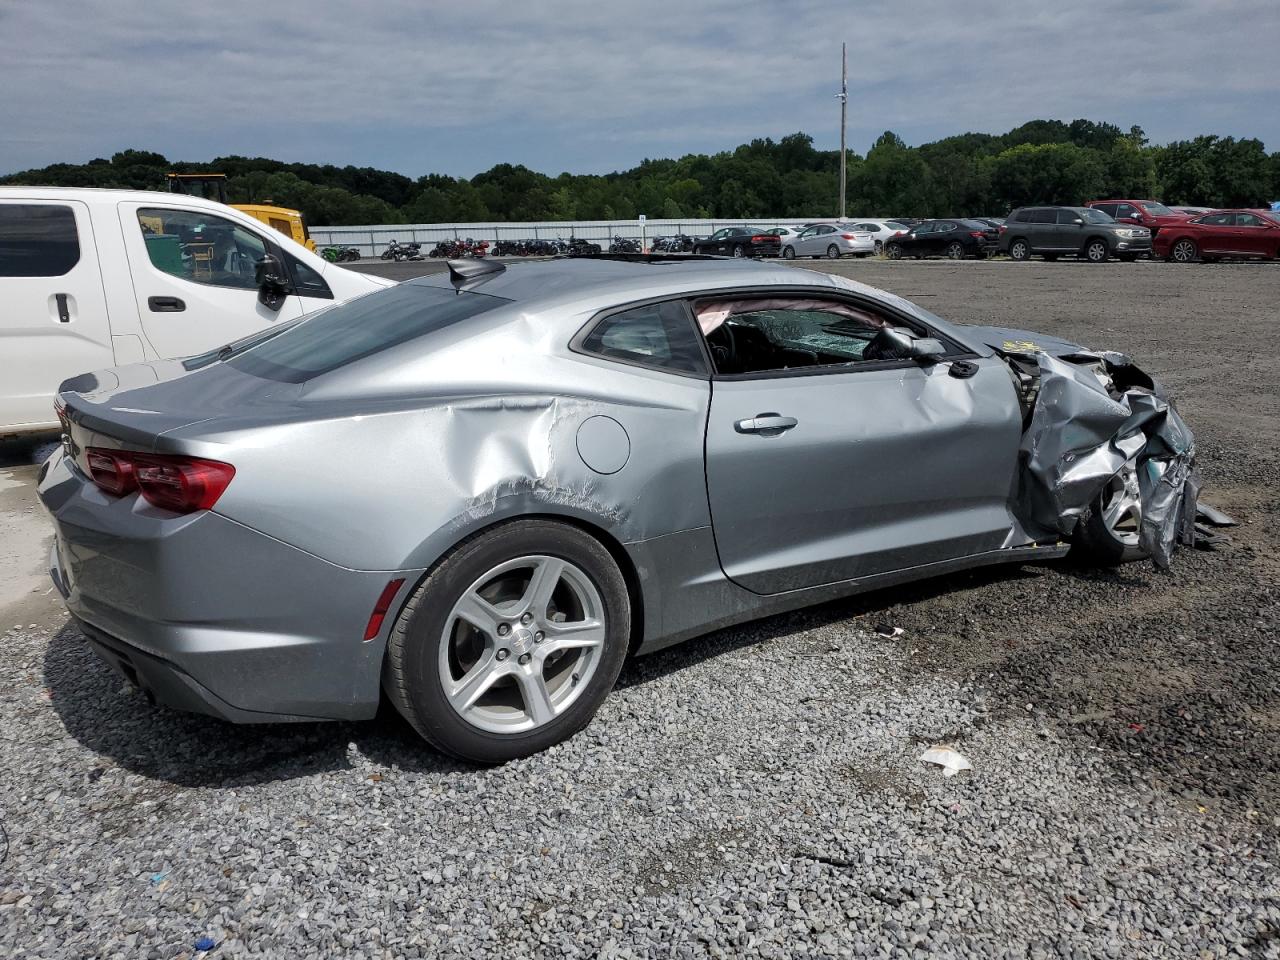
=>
[800,227,818,238]
[693,297,934,377]
[1114,203,1137,219]
[579,301,707,376]
[1199,213,1231,226]
[1056,209,1081,224]
[137,208,267,290]
[0,204,80,277]
[1234,213,1264,227]
[285,251,333,299]
[1008,210,1027,223]
[1092,203,1117,217]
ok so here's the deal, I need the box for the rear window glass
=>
[0,204,80,277]
[229,281,510,382]
[579,300,706,376]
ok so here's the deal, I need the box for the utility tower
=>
[837,42,847,219]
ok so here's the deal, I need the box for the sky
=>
[2,1,1277,179]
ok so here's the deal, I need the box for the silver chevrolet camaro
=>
[39,256,1199,762]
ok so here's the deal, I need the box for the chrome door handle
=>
[735,413,798,434]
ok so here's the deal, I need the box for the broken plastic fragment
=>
[920,746,973,777]
[874,624,904,638]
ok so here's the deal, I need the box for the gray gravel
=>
[2,259,1279,958]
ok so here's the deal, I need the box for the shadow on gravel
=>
[617,561,1050,689]
[43,561,1049,787]
[42,622,472,787]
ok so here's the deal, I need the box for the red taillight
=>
[87,449,136,496]
[751,235,772,243]
[840,233,854,240]
[363,578,406,641]
[969,231,986,239]
[85,447,235,513]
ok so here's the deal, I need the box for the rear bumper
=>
[39,452,421,722]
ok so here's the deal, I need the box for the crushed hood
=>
[958,324,1087,358]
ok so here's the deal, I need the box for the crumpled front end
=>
[1009,349,1198,569]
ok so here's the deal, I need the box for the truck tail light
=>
[86,447,235,513]
[998,224,1007,234]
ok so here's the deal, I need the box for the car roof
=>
[0,185,236,211]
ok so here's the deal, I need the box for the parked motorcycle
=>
[608,236,641,253]
[565,236,603,256]
[321,245,361,262]
[650,234,696,253]
[381,239,423,261]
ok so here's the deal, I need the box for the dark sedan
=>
[884,219,999,260]
[691,227,782,258]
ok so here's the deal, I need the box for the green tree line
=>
[4,119,1276,226]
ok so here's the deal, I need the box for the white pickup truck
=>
[0,187,391,438]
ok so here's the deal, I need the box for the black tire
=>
[1071,469,1147,566]
[945,241,965,260]
[1170,238,1198,263]
[874,240,883,254]
[384,519,631,763]
[1083,238,1110,263]
[1008,238,1031,261]
[886,242,902,260]
[782,246,795,260]
[826,244,841,259]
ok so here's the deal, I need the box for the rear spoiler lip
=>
[58,391,202,452]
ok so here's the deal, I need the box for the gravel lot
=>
[2,258,1278,958]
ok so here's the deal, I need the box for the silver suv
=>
[1000,206,1152,262]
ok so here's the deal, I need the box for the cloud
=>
[1,0,1276,177]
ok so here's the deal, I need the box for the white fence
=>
[311,218,833,257]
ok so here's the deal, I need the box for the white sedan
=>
[780,223,875,259]
[844,219,912,254]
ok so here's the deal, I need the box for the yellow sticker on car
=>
[1002,339,1041,352]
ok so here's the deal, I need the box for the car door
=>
[118,201,304,359]
[1232,212,1273,256]
[1194,212,1233,254]
[902,222,930,254]
[0,199,114,431]
[697,294,1023,594]
[791,227,817,256]
[1054,208,1083,250]
[811,225,838,256]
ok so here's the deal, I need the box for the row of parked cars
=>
[703,199,1280,265]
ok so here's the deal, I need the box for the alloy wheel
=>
[1086,241,1108,262]
[1172,239,1197,263]
[946,242,965,260]
[826,244,840,259]
[438,556,606,734]
[1100,464,1142,547]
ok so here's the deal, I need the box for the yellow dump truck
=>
[165,173,315,250]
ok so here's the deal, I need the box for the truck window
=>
[136,208,267,291]
[0,204,80,277]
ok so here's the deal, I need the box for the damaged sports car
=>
[39,256,1206,762]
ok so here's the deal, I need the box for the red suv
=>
[1084,200,1189,239]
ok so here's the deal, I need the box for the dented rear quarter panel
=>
[160,296,713,574]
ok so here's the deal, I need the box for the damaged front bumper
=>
[1003,348,1202,569]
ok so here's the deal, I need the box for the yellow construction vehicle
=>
[164,173,316,250]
